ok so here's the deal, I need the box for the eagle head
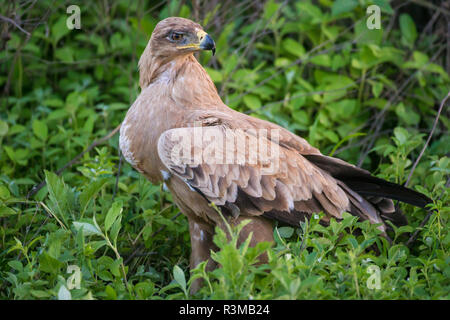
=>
[148,17,215,57]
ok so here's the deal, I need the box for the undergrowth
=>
[0,0,448,299]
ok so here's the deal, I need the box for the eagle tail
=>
[305,154,432,228]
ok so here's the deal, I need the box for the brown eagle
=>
[119,17,431,292]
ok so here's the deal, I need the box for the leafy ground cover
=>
[0,0,448,299]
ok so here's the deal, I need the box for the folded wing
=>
[157,112,391,230]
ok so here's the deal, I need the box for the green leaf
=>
[283,39,305,58]
[331,0,358,16]
[73,221,102,236]
[310,54,331,67]
[44,170,72,226]
[39,252,63,274]
[8,260,23,271]
[109,216,122,243]
[32,119,48,141]
[372,81,383,98]
[327,99,357,119]
[205,67,223,82]
[399,14,417,46]
[0,185,11,200]
[105,201,123,233]
[395,103,420,125]
[3,146,16,162]
[79,178,109,215]
[43,98,64,108]
[0,120,8,136]
[105,285,117,300]
[173,265,187,294]
[51,17,71,45]
[347,237,358,249]
[372,0,394,14]
[393,127,409,145]
[277,227,294,238]
[57,285,72,300]
[30,290,52,298]
[243,95,262,110]
[263,0,280,20]
[323,130,339,143]
[54,47,74,63]
[354,20,383,45]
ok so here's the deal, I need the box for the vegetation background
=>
[0,0,448,300]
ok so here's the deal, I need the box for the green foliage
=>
[0,0,448,300]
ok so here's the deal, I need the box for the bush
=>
[0,0,448,299]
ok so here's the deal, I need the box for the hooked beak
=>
[178,30,216,56]
[198,31,216,56]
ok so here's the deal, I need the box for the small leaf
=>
[32,119,48,141]
[173,265,187,293]
[243,95,262,110]
[52,17,70,44]
[79,178,109,215]
[8,261,23,271]
[278,226,294,238]
[54,47,74,63]
[39,252,63,274]
[310,54,331,67]
[73,221,102,236]
[30,290,52,298]
[283,38,306,58]
[331,0,358,16]
[372,0,394,14]
[372,82,383,98]
[105,201,123,233]
[57,285,72,300]
[347,237,359,249]
[105,285,117,300]
[399,14,417,47]
[0,120,8,136]
[0,205,16,217]
[109,217,122,243]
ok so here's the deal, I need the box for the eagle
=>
[119,17,431,292]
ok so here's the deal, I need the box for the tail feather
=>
[305,154,432,209]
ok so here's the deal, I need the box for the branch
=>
[404,92,450,187]
[0,14,31,37]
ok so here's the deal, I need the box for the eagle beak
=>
[198,32,216,56]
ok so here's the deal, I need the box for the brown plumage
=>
[120,17,432,292]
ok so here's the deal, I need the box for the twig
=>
[410,0,450,17]
[357,44,447,166]
[403,92,449,247]
[27,123,122,199]
[0,14,31,37]
[404,92,450,187]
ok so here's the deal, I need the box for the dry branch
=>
[405,92,450,187]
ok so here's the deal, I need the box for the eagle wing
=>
[157,110,389,227]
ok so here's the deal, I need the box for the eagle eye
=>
[170,32,184,41]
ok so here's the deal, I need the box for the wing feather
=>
[157,121,350,223]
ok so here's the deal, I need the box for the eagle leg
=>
[188,219,217,294]
[226,216,275,265]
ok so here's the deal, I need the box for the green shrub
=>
[0,0,448,299]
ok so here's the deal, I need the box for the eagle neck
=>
[141,53,224,110]
[171,54,224,110]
